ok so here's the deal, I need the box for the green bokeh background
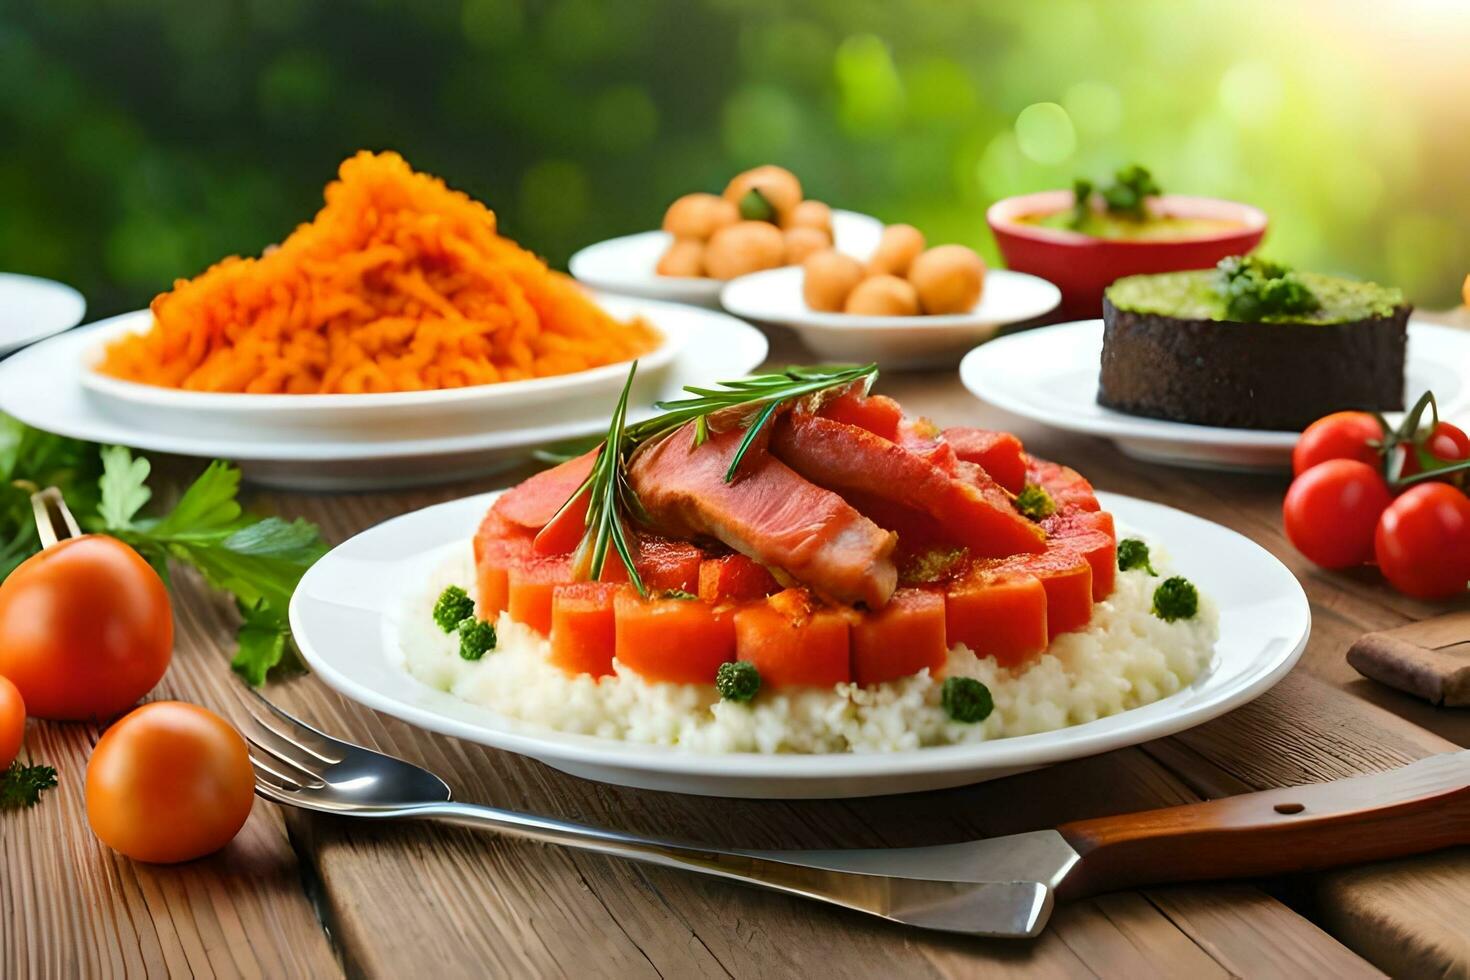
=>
[3,0,1467,320]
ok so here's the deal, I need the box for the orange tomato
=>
[0,535,173,720]
[86,701,255,864]
[0,675,24,768]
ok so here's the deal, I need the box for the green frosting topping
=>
[1106,258,1404,324]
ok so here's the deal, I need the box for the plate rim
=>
[0,296,768,461]
[0,271,87,353]
[289,489,1309,786]
[77,302,686,413]
[959,317,1469,450]
[568,209,883,297]
[720,266,1062,332]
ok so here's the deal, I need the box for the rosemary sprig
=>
[546,362,879,594]
[643,362,879,481]
[563,362,645,592]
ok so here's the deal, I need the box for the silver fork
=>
[243,692,1080,940]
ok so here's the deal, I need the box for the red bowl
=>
[987,191,1267,321]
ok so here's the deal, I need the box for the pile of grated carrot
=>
[98,151,661,394]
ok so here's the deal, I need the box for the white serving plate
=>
[0,272,86,356]
[568,210,884,307]
[78,294,685,442]
[960,319,1470,471]
[0,298,767,491]
[721,267,1061,369]
[290,490,1309,799]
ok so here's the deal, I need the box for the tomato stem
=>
[29,487,82,550]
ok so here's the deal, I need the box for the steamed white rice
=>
[398,542,1216,753]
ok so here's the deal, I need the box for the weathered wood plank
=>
[0,572,342,980]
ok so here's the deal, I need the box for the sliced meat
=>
[897,421,960,473]
[474,510,535,616]
[493,449,598,530]
[629,421,898,609]
[507,553,575,635]
[1027,456,1100,513]
[698,553,781,603]
[993,549,1093,639]
[631,537,704,593]
[818,391,903,441]
[573,534,706,594]
[772,413,1044,558]
[1043,509,1117,600]
[944,427,1027,494]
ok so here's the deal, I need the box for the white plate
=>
[960,319,1470,471]
[721,267,1061,369]
[290,490,1309,799]
[0,272,86,356]
[0,298,767,491]
[568,210,884,307]
[77,294,685,442]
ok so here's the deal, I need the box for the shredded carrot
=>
[99,151,660,394]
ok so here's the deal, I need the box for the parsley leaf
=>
[98,448,327,685]
[145,460,247,540]
[97,444,153,529]
[0,761,58,810]
[233,598,292,686]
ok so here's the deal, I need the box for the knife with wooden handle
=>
[743,751,1470,937]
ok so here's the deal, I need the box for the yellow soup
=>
[1020,210,1244,241]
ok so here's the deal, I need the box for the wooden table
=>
[5,324,1470,979]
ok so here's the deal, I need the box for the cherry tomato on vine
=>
[1292,412,1383,477]
[1373,483,1470,599]
[1283,459,1393,569]
[86,701,255,864]
[0,535,173,721]
[1427,421,1470,463]
[0,676,24,769]
[1392,421,1470,480]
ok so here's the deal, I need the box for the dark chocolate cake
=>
[1098,259,1409,431]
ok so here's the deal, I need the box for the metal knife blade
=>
[739,829,1081,938]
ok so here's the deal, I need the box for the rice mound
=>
[398,542,1217,754]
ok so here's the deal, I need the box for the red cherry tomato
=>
[0,675,24,769]
[86,701,255,864]
[1373,483,1470,599]
[0,535,173,721]
[1283,459,1393,569]
[1428,421,1470,463]
[1392,421,1470,479]
[1292,412,1383,477]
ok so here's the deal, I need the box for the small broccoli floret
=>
[1014,484,1056,521]
[663,588,699,601]
[433,585,476,633]
[457,617,497,660]
[1151,576,1199,623]
[1099,164,1162,220]
[941,676,994,724]
[1117,538,1156,575]
[1068,177,1096,229]
[715,661,761,703]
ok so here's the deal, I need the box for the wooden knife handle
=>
[1055,751,1470,899]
